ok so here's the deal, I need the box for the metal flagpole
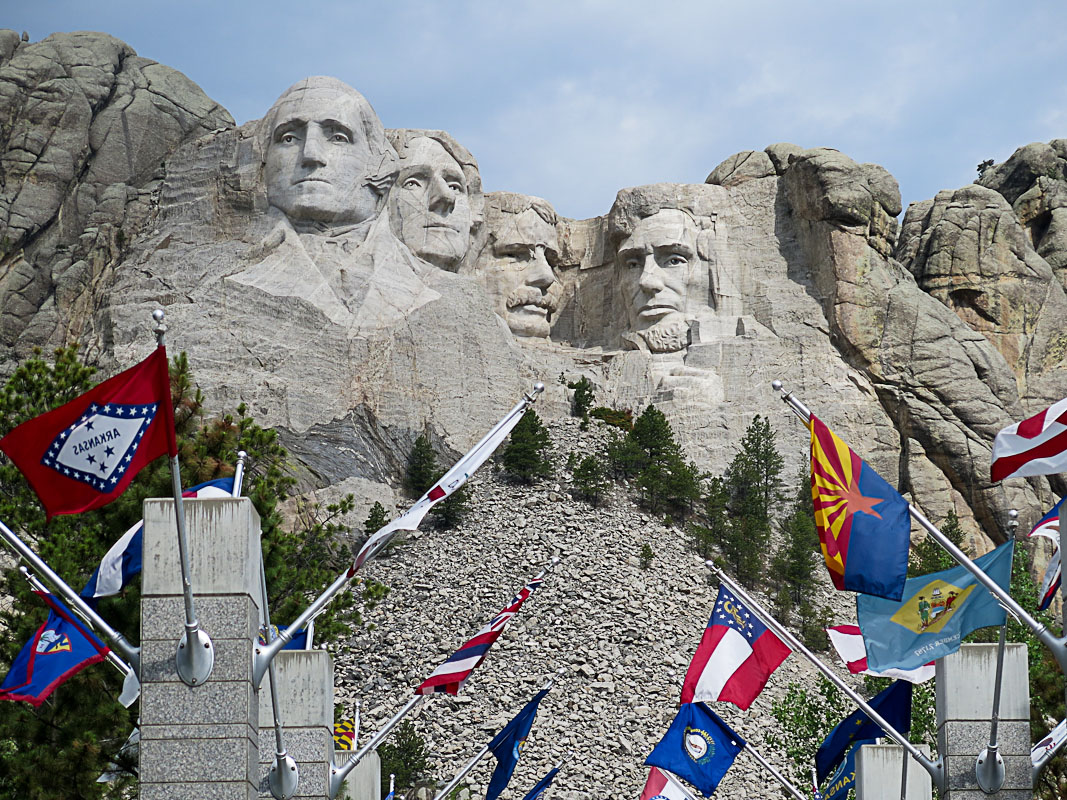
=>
[899,744,908,800]
[388,774,395,799]
[352,699,361,750]
[771,379,1067,674]
[706,562,945,793]
[743,742,806,800]
[0,519,140,673]
[260,553,298,799]
[432,668,564,800]
[233,450,247,496]
[1032,717,1067,785]
[153,309,213,686]
[328,695,426,799]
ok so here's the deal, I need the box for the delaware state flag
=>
[810,415,911,601]
[680,585,790,710]
[0,347,175,518]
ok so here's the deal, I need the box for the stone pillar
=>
[936,643,1031,800]
[333,751,381,800]
[139,497,263,800]
[258,650,336,799]
[855,744,932,800]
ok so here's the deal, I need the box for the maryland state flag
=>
[0,592,110,706]
[810,415,911,601]
[333,718,355,750]
[0,347,175,518]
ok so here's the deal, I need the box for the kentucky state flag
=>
[815,680,912,783]
[645,702,745,797]
[0,347,175,518]
[486,688,550,800]
[680,584,790,709]
[857,541,1014,673]
[0,592,110,706]
[810,415,911,600]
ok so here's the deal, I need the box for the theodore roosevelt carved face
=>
[261,77,393,227]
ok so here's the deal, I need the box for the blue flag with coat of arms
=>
[486,687,550,800]
[645,702,745,797]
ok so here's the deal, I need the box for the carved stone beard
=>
[638,318,690,353]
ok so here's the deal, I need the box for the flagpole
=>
[260,549,298,799]
[975,621,1009,793]
[1032,718,1067,785]
[233,450,247,496]
[706,563,945,793]
[0,519,140,674]
[771,379,1067,674]
[153,309,214,686]
[431,668,565,800]
[253,384,543,689]
[352,699,361,749]
[328,695,426,799]
[743,742,806,800]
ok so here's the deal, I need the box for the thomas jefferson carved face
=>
[476,205,561,338]
[263,80,383,226]
[616,208,708,352]
[388,137,473,269]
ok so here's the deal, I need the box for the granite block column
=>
[139,498,263,799]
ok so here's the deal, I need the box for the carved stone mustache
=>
[506,285,559,313]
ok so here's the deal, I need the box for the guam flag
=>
[810,415,911,601]
[0,347,175,518]
[0,592,110,706]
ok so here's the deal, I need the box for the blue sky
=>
[8,1,1067,220]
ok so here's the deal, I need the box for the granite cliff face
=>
[1,30,1065,798]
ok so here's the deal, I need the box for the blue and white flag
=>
[80,477,234,604]
[815,681,911,783]
[821,740,874,800]
[487,688,550,800]
[857,541,1013,673]
[645,702,745,797]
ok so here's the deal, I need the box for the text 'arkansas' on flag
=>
[415,574,544,695]
[856,541,1014,673]
[991,396,1067,482]
[680,584,790,710]
[0,592,110,707]
[0,347,175,519]
[810,414,911,601]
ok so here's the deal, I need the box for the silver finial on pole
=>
[233,451,247,497]
[153,309,166,346]
[771,379,783,392]
[525,382,545,404]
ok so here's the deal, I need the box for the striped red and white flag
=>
[991,397,1067,482]
[826,625,934,683]
[415,574,545,696]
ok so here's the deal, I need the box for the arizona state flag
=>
[0,347,175,518]
[810,415,911,601]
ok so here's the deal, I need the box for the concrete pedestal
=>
[856,744,932,800]
[936,643,1031,800]
[258,650,336,799]
[139,497,263,800]
[333,751,381,800]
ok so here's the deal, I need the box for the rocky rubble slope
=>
[333,417,860,800]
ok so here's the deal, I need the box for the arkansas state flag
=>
[0,347,175,518]
[680,584,790,710]
[810,414,912,600]
[0,592,110,707]
[992,397,1067,482]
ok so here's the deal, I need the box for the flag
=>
[486,688,550,800]
[680,584,790,709]
[991,397,1067,481]
[1038,549,1061,611]
[857,541,1014,672]
[1029,497,1064,545]
[415,574,544,695]
[520,767,560,800]
[640,767,695,800]
[349,400,532,576]
[809,414,911,600]
[815,680,912,783]
[81,476,234,604]
[821,740,872,800]
[645,702,745,797]
[0,592,110,706]
[258,623,310,651]
[825,625,934,684]
[333,718,355,750]
[384,779,395,800]
[0,347,175,519]
[1032,718,1067,768]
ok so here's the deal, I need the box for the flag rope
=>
[772,379,1067,676]
[706,561,945,793]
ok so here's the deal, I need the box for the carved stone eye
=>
[403,178,423,190]
[331,132,351,144]
[665,254,688,267]
[280,133,297,144]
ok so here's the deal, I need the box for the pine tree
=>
[566,376,595,421]
[405,433,437,498]
[501,410,553,483]
[363,501,389,535]
[430,470,469,529]
[909,509,964,576]
[572,454,609,506]
[377,721,432,798]
[770,468,819,605]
